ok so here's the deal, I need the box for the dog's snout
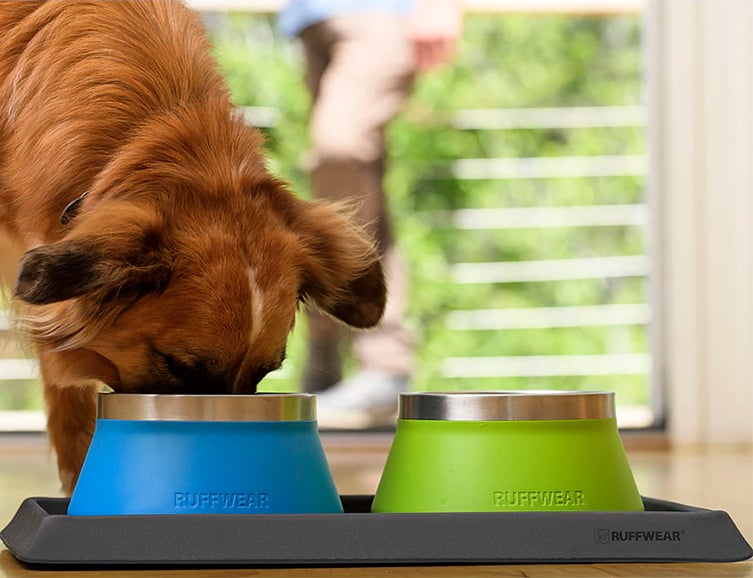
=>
[148,348,226,393]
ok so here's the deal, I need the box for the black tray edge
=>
[2,496,752,567]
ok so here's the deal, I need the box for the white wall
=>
[650,0,753,445]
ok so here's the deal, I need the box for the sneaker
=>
[314,370,409,429]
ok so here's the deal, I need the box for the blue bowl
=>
[67,394,342,516]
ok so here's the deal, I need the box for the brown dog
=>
[0,0,385,493]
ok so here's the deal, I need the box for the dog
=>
[0,0,385,494]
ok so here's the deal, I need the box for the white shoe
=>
[315,370,409,429]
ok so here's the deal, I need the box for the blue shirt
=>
[278,0,415,37]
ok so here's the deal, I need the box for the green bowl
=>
[371,391,643,513]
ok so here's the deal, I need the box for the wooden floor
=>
[0,433,751,577]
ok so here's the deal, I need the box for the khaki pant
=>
[300,14,416,390]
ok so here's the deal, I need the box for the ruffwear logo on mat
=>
[595,529,684,544]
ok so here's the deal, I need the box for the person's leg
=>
[300,13,416,423]
[299,21,344,392]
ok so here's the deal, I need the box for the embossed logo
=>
[173,491,269,510]
[493,489,585,508]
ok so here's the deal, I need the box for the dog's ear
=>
[15,240,108,305]
[14,239,171,306]
[294,200,386,328]
[14,203,171,305]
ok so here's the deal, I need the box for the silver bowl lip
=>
[96,393,317,422]
[399,390,615,421]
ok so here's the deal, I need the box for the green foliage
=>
[0,381,43,411]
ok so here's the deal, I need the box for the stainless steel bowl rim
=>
[96,393,317,422]
[399,390,615,421]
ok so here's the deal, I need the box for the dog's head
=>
[13,115,385,393]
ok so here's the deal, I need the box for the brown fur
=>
[0,0,385,493]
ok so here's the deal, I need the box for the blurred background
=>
[1,0,752,447]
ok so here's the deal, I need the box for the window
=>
[12,0,753,443]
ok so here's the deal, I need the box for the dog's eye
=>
[60,191,88,225]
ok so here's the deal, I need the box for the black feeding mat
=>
[2,496,751,567]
